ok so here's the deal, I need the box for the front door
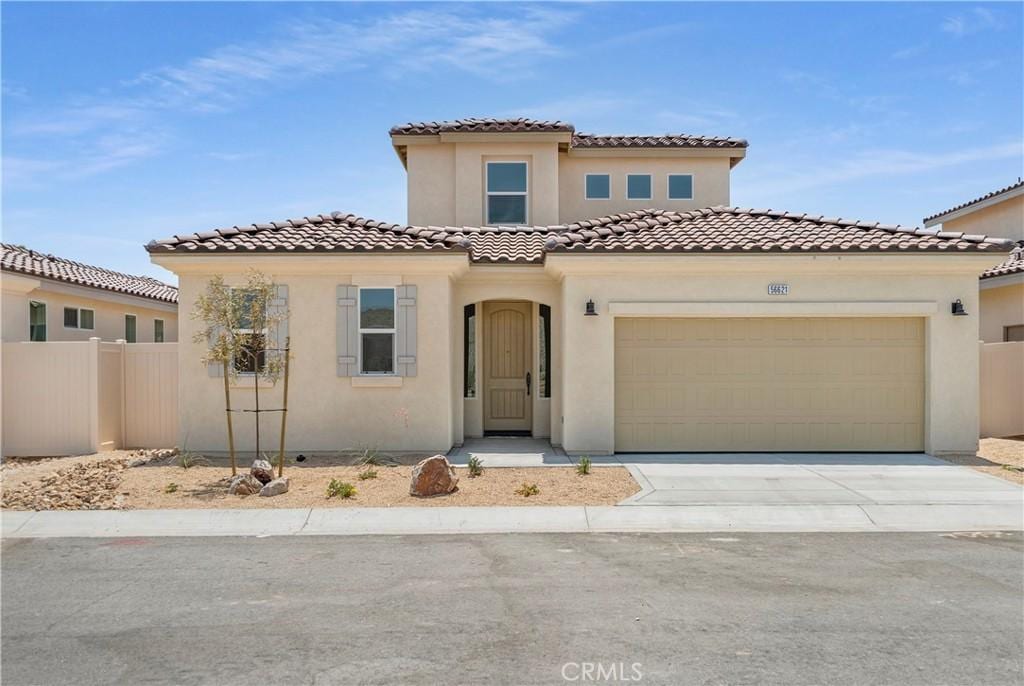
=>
[483,301,532,433]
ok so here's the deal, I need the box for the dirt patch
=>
[1,457,129,510]
[118,464,639,509]
[938,437,1024,485]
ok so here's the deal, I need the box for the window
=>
[154,319,165,343]
[486,161,528,225]
[29,301,46,341]
[627,174,652,200]
[585,174,610,199]
[234,290,265,374]
[63,307,94,330]
[360,288,395,374]
[1006,325,1024,342]
[464,304,476,398]
[667,174,694,200]
[124,314,137,343]
[538,304,551,398]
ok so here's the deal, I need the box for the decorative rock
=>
[228,474,262,496]
[409,455,459,497]
[250,459,275,484]
[259,476,290,497]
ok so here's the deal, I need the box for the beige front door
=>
[483,301,533,433]
[615,317,925,452]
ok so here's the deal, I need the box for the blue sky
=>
[3,2,1022,282]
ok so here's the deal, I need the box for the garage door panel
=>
[615,317,925,452]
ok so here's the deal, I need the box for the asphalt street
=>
[2,532,1022,685]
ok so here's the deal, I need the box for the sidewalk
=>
[4,501,1022,538]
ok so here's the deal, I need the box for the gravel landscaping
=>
[938,437,1024,485]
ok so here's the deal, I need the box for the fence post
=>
[87,337,101,454]
[117,338,127,449]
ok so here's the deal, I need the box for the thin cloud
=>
[942,8,1002,36]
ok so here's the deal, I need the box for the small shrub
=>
[357,468,378,481]
[327,479,357,499]
[576,456,592,476]
[515,482,540,497]
[354,447,398,467]
[467,456,483,478]
[164,482,179,494]
[177,452,208,470]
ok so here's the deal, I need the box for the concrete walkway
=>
[447,437,570,466]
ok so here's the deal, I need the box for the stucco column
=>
[560,275,615,454]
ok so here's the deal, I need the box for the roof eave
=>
[923,184,1024,227]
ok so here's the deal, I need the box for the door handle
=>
[526,371,532,396]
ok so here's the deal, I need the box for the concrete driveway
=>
[619,453,1023,507]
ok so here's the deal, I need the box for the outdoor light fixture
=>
[951,299,968,316]
[585,299,598,316]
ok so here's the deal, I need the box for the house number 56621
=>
[767,283,789,295]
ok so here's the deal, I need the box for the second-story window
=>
[668,174,694,200]
[585,174,610,199]
[627,174,652,200]
[486,161,528,225]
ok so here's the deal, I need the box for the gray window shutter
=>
[269,284,289,354]
[336,285,358,376]
[207,325,225,377]
[396,284,417,377]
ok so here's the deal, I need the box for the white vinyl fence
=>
[2,339,178,457]
[980,341,1024,439]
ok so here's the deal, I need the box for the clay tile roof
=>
[981,241,1024,279]
[2,243,178,303]
[148,207,1014,266]
[571,134,748,149]
[389,118,574,135]
[924,179,1024,224]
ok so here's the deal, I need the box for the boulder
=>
[228,474,262,496]
[409,455,459,497]
[250,459,275,484]
[259,477,290,497]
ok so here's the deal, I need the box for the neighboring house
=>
[924,180,1024,343]
[1,244,178,343]
[148,118,1013,458]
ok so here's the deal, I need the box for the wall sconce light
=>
[951,299,968,316]
[584,299,598,316]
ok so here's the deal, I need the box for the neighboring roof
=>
[389,118,748,150]
[981,241,1024,280]
[389,118,573,136]
[923,179,1024,225]
[2,243,178,303]
[147,207,1014,265]
[571,133,748,149]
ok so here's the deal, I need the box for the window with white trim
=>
[667,174,694,200]
[64,307,95,330]
[29,301,46,341]
[585,173,610,199]
[627,174,652,200]
[124,314,137,343]
[360,288,395,374]
[154,319,165,343]
[486,161,528,225]
[234,290,265,374]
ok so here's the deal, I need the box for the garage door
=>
[615,318,925,452]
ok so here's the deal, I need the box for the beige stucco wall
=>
[550,254,998,458]
[1,274,178,343]
[557,155,731,224]
[940,194,1024,242]
[979,279,1024,343]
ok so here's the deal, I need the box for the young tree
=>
[192,271,289,476]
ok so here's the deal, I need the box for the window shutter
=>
[207,325,225,377]
[269,284,289,354]
[396,284,417,377]
[336,285,358,376]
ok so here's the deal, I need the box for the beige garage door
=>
[615,318,925,452]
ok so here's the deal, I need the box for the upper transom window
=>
[668,174,694,200]
[627,174,652,200]
[486,161,528,225]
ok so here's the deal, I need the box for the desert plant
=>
[327,479,357,499]
[192,270,289,477]
[515,482,540,497]
[576,456,592,476]
[467,456,483,478]
[164,483,179,494]
[177,452,208,470]
[357,468,378,481]
[354,447,398,467]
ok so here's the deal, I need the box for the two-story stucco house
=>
[148,118,1013,458]
[923,179,1024,344]
[2,244,178,343]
